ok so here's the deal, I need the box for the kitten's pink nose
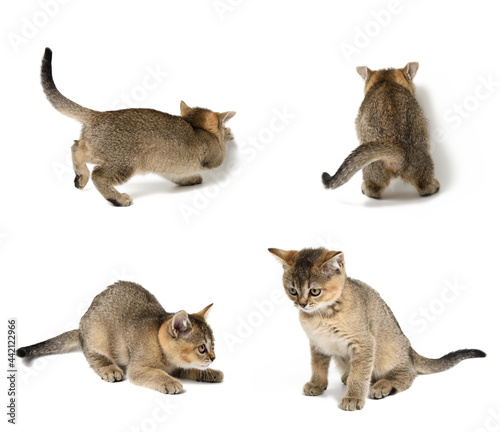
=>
[210,353,216,361]
[299,301,307,308]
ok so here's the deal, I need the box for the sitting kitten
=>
[17,281,223,394]
[322,62,440,198]
[269,248,485,411]
[41,48,236,206]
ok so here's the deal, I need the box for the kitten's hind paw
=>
[303,381,327,396]
[417,178,440,197]
[370,379,396,399]
[107,193,133,207]
[174,175,203,186]
[197,368,223,383]
[98,365,124,383]
[361,181,383,199]
[74,174,89,189]
[341,396,365,411]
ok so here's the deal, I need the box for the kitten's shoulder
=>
[346,277,382,302]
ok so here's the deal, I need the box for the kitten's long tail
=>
[410,347,486,375]
[321,141,402,189]
[41,48,97,123]
[16,330,80,358]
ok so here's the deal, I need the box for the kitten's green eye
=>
[310,288,321,297]
[198,344,207,354]
[289,287,297,296]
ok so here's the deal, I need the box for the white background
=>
[1,0,499,431]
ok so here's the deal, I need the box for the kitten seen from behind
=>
[322,62,440,199]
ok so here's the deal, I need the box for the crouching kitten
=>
[269,247,485,411]
[17,281,223,394]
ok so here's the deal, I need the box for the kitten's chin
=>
[295,304,316,314]
[193,362,212,370]
[296,302,335,315]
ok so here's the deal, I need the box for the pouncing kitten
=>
[17,281,223,394]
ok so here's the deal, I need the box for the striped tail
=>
[411,347,486,375]
[17,330,80,358]
[41,48,97,123]
[322,141,401,189]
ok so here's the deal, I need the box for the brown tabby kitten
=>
[17,281,223,394]
[269,248,485,411]
[322,62,440,198]
[41,48,236,206]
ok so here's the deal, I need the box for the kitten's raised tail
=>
[16,329,80,358]
[411,347,486,375]
[321,141,401,189]
[41,48,97,123]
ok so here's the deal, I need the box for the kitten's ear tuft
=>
[403,62,419,80]
[320,251,345,276]
[219,111,236,123]
[268,248,298,268]
[169,311,192,338]
[194,303,213,320]
[356,66,372,81]
[180,101,190,115]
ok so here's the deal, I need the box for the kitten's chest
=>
[300,314,350,357]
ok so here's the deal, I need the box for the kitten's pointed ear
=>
[403,62,419,80]
[169,310,192,338]
[180,101,190,115]
[219,111,236,123]
[320,251,345,276]
[193,303,213,320]
[356,66,372,81]
[268,248,298,268]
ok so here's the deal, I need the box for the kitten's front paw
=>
[341,396,365,411]
[98,365,124,383]
[107,193,133,207]
[223,127,234,141]
[303,381,327,396]
[157,377,183,394]
[198,368,224,383]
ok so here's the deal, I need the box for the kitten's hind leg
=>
[415,178,440,197]
[84,350,124,383]
[172,368,224,383]
[71,139,90,189]
[361,161,391,199]
[370,368,416,399]
[91,164,134,207]
[334,355,350,385]
[405,152,440,197]
[168,174,203,186]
